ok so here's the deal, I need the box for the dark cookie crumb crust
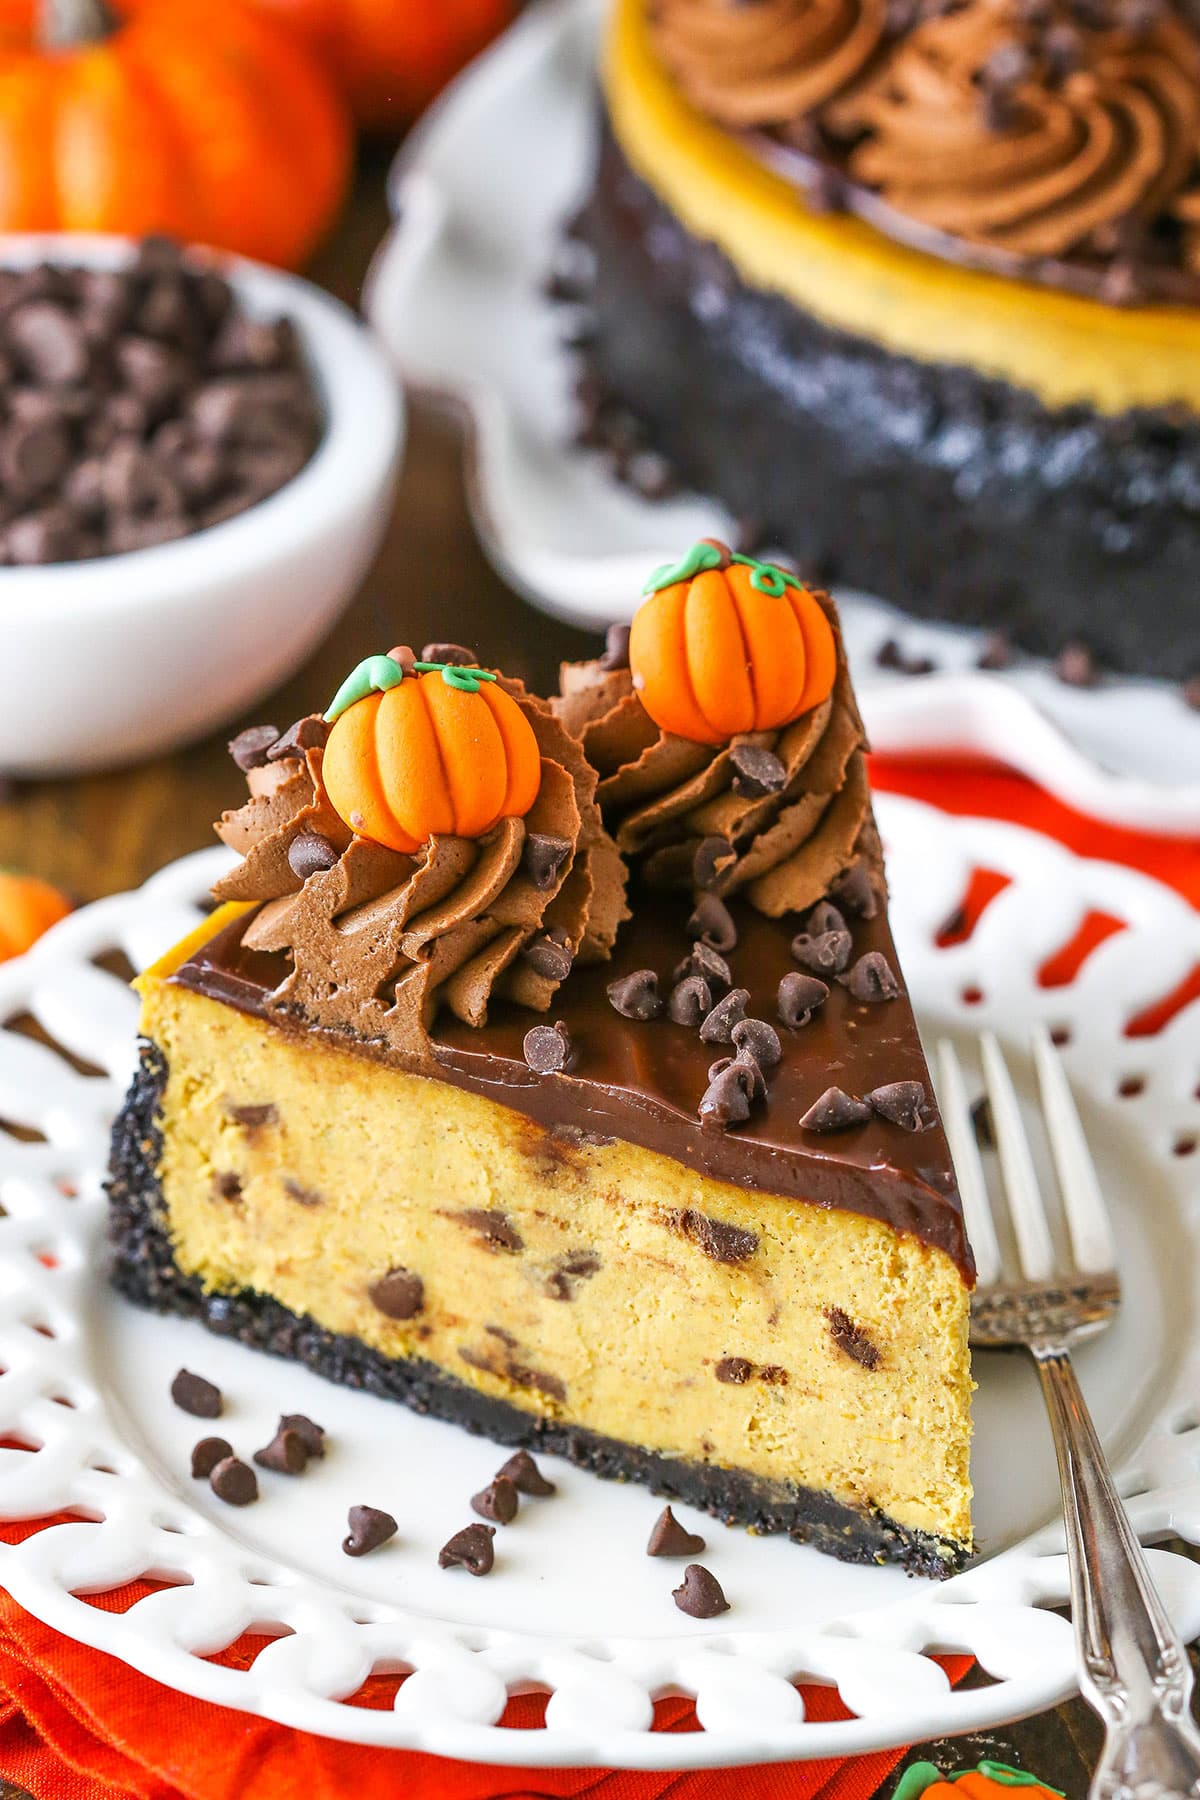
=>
[106,1040,968,1579]
[572,118,1200,682]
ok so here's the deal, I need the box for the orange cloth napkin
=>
[0,749,1192,1798]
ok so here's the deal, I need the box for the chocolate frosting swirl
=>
[555,591,880,917]
[210,685,627,1066]
[842,0,1200,259]
[651,0,889,126]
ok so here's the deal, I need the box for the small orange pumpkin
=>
[322,655,542,854]
[630,541,837,747]
[893,1760,1062,1800]
[0,871,72,963]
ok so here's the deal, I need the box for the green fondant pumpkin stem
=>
[642,540,803,598]
[412,661,498,693]
[971,1765,1062,1793]
[892,1763,944,1800]
[325,656,497,722]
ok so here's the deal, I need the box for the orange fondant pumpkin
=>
[245,0,515,129]
[0,0,351,267]
[323,667,542,854]
[0,871,71,963]
[925,1780,1059,1800]
[630,548,837,747]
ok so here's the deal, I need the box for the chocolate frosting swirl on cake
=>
[210,687,627,1065]
[555,589,879,918]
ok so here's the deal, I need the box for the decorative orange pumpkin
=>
[630,540,838,747]
[322,654,542,854]
[245,0,515,129]
[893,1761,1062,1800]
[0,0,351,267]
[0,871,71,963]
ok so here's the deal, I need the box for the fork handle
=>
[1033,1344,1200,1800]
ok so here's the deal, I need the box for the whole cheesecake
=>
[570,0,1200,681]
[108,546,974,1575]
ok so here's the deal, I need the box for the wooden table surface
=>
[0,145,1169,1795]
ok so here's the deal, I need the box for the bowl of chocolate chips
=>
[0,234,403,776]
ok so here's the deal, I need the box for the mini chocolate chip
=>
[805,900,846,937]
[830,858,881,920]
[668,974,712,1026]
[715,1355,754,1384]
[877,637,935,676]
[209,1456,257,1506]
[496,1449,556,1496]
[869,1080,927,1131]
[791,928,852,975]
[278,1413,325,1458]
[673,1564,730,1618]
[843,951,901,1002]
[674,1208,758,1262]
[646,1506,706,1557]
[170,1369,222,1419]
[368,1267,424,1321]
[229,1101,277,1133]
[687,892,737,954]
[212,1171,243,1204]
[471,1475,519,1525]
[730,1016,781,1068]
[1056,642,1100,688]
[190,1436,233,1479]
[978,632,1013,671]
[439,1522,495,1575]
[453,1208,524,1252]
[287,831,338,881]
[693,836,734,891]
[598,622,631,670]
[343,1504,397,1557]
[699,987,750,1044]
[523,1021,575,1074]
[827,1305,881,1371]
[266,715,328,761]
[421,642,477,667]
[228,724,278,771]
[710,1049,766,1102]
[522,832,572,892]
[254,1428,308,1476]
[800,1087,872,1132]
[521,928,573,982]
[698,1061,753,1129]
[673,942,732,991]
[729,741,786,798]
[606,968,663,1020]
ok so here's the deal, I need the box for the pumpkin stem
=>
[41,0,119,50]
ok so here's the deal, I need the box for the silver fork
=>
[938,1027,1200,1800]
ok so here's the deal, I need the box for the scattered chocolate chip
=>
[710,1047,767,1102]
[523,1021,576,1074]
[805,900,846,937]
[842,951,901,1002]
[877,637,935,677]
[668,973,712,1026]
[170,1369,222,1419]
[438,1522,495,1575]
[826,1305,881,1371]
[522,832,572,892]
[791,927,852,975]
[212,1170,243,1205]
[698,1061,754,1129]
[209,1455,257,1506]
[687,892,737,954]
[287,831,339,882]
[266,715,328,761]
[977,632,1013,671]
[228,1101,277,1133]
[673,1209,759,1263]
[777,971,830,1030]
[699,987,750,1044]
[830,859,880,920]
[190,1436,233,1479]
[729,741,786,798]
[673,941,732,992]
[496,1449,556,1496]
[672,1564,730,1618]
[542,1248,601,1300]
[868,1080,927,1131]
[471,1475,519,1525]
[278,1414,325,1458]
[343,1504,397,1557]
[598,622,631,670]
[606,968,663,1020]
[282,1177,322,1207]
[693,835,734,890]
[730,1016,782,1068]
[715,1355,754,1384]
[368,1267,425,1321]
[227,724,279,770]
[421,642,477,667]
[800,1087,872,1132]
[1056,642,1100,688]
[760,1364,788,1385]
[646,1506,706,1557]
[254,1427,308,1476]
[452,1208,525,1253]
[521,928,573,982]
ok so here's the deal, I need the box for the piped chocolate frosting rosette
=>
[555,540,882,923]
[211,645,627,1065]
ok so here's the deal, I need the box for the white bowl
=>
[0,234,404,777]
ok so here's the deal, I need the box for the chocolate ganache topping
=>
[211,659,627,1066]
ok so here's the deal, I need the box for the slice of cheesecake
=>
[108,561,974,1576]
